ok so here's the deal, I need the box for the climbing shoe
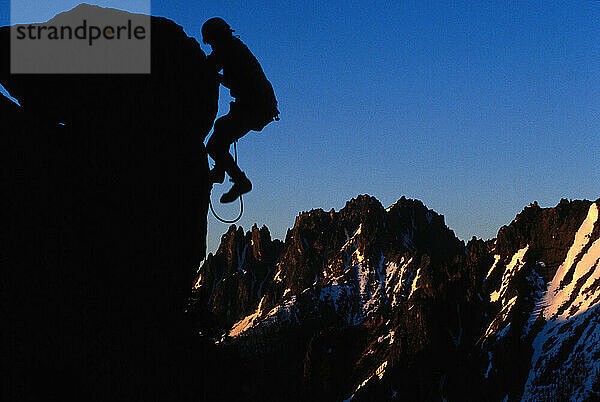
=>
[209,168,225,184]
[220,173,252,203]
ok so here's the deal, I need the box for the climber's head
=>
[202,17,234,46]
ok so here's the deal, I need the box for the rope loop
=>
[208,141,244,224]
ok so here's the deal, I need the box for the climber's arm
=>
[206,52,223,74]
[208,52,234,89]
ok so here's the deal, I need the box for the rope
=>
[209,141,244,224]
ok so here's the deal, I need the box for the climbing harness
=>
[209,140,244,224]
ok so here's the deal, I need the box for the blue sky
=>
[2,1,599,254]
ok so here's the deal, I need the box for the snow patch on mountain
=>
[229,296,300,338]
[484,295,518,341]
[229,296,267,337]
[318,281,354,315]
[490,245,529,303]
[542,203,599,320]
[522,202,600,400]
[485,254,501,282]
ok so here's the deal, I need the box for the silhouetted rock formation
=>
[4,6,599,402]
[192,196,600,401]
[2,5,217,401]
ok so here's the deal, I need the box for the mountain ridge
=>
[192,194,600,401]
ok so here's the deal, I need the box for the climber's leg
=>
[206,112,250,185]
[219,172,252,203]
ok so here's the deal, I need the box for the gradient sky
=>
[2,1,599,255]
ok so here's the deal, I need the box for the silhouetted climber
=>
[203,17,279,203]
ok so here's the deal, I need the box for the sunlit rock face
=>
[192,196,600,401]
[481,200,600,401]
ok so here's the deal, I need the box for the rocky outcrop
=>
[193,224,284,329]
[2,5,218,401]
[191,196,600,401]
[191,195,483,400]
[479,199,600,401]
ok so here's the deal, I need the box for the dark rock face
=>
[2,5,217,401]
[3,7,599,401]
[193,224,284,329]
[192,195,480,400]
[192,196,600,401]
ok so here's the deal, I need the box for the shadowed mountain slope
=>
[192,196,600,401]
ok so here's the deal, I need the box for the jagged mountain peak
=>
[191,196,600,401]
[493,198,596,280]
[478,199,600,400]
[214,223,275,258]
[193,224,283,327]
[194,195,467,338]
